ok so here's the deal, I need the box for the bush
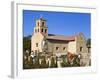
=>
[50,57,57,68]
[23,56,33,69]
[40,57,48,68]
[33,56,40,68]
[61,56,71,67]
[71,57,80,67]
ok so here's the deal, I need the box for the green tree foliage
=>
[61,55,80,67]
[50,57,57,68]
[61,55,71,67]
[61,57,67,67]
[71,56,80,67]
[23,35,31,53]
[23,56,33,69]
[40,56,49,68]
[33,56,40,68]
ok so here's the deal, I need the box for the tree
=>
[50,57,57,68]
[23,35,31,53]
[33,56,40,68]
[23,56,33,69]
[40,56,48,68]
[71,56,80,67]
[61,55,67,67]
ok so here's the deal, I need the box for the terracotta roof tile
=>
[47,34,75,41]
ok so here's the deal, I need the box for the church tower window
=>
[42,22,45,26]
[38,22,39,26]
[35,29,37,33]
[45,29,47,33]
[41,28,43,32]
[38,28,39,32]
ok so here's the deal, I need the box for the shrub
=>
[71,57,80,67]
[23,56,33,69]
[40,57,48,68]
[61,56,71,67]
[33,56,40,68]
[50,57,57,68]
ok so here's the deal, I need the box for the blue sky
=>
[23,10,91,39]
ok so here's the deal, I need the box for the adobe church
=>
[31,17,89,57]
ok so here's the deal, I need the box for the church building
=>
[31,17,88,57]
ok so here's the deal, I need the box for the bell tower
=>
[31,17,48,53]
[34,17,48,36]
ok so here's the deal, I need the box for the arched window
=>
[38,22,39,26]
[80,47,83,52]
[56,47,59,50]
[63,47,66,50]
[45,29,47,33]
[41,28,43,32]
[38,28,39,32]
[42,22,45,26]
[35,29,37,33]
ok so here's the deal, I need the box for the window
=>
[80,47,83,52]
[88,47,90,53]
[35,29,37,33]
[41,28,43,32]
[38,29,39,32]
[42,22,44,26]
[36,43,38,47]
[63,47,66,50]
[56,47,59,50]
[38,22,39,26]
[45,29,47,33]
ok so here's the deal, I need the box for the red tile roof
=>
[47,34,75,41]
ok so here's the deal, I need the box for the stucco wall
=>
[68,41,76,54]
[47,40,68,55]
[31,33,44,52]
